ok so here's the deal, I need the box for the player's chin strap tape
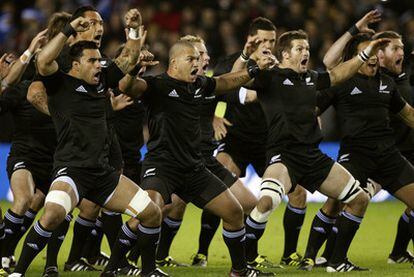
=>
[260,178,285,209]
[125,189,152,217]
[337,176,363,204]
[45,190,73,215]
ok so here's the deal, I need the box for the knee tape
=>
[125,189,152,217]
[45,190,73,215]
[260,178,285,210]
[337,176,363,204]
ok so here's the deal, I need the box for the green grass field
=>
[1,200,413,276]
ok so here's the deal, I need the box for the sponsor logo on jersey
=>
[269,154,281,164]
[305,76,314,86]
[283,78,294,86]
[194,88,202,98]
[75,85,88,93]
[56,167,68,176]
[350,87,362,95]
[168,89,179,98]
[338,153,350,163]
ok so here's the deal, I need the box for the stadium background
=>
[0,0,413,201]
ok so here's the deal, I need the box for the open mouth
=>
[202,64,208,71]
[301,59,308,66]
[395,58,403,66]
[190,68,198,76]
[93,71,101,83]
[94,35,102,42]
[367,61,377,68]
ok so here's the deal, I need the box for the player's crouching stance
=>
[10,16,161,277]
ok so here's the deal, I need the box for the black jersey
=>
[382,67,414,152]
[41,62,124,169]
[199,93,219,153]
[214,52,268,144]
[115,99,145,164]
[142,73,216,169]
[0,80,56,163]
[317,73,406,147]
[253,67,331,148]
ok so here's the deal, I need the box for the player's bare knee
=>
[40,203,66,230]
[222,201,244,228]
[347,191,369,213]
[12,196,32,215]
[288,186,307,208]
[138,201,161,227]
[257,196,274,213]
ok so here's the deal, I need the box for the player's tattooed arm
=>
[214,71,252,93]
[37,17,89,76]
[114,9,145,74]
[27,81,50,115]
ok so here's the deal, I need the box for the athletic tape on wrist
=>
[358,50,369,62]
[128,28,139,40]
[19,50,33,64]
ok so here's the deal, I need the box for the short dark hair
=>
[70,5,97,21]
[248,17,276,35]
[69,40,99,66]
[47,12,71,40]
[275,30,308,61]
[373,31,401,40]
[343,33,372,61]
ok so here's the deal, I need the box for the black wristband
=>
[247,64,259,78]
[128,63,142,77]
[62,24,76,37]
[347,24,359,36]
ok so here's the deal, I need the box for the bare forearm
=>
[119,74,147,98]
[329,56,363,86]
[37,33,67,75]
[399,104,414,128]
[214,69,251,93]
[231,57,248,72]
[323,32,352,70]
[114,39,141,74]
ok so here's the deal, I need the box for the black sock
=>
[321,224,337,261]
[136,224,161,275]
[283,204,306,257]
[14,221,52,274]
[223,227,246,271]
[0,221,5,265]
[390,211,411,256]
[83,217,104,259]
[304,209,336,260]
[66,216,95,263]
[197,210,220,256]
[101,211,123,250]
[46,214,72,268]
[329,211,362,265]
[7,209,38,260]
[2,209,24,266]
[156,217,182,260]
[409,211,414,245]
[245,216,266,262]
[127,242,141,264]
[104,223,138,272]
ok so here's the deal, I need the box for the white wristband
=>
[239,87,248,105]
[128,28,139,40]
[20,50,33,64]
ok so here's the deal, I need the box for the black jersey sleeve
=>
[390,87,408,114]
[198,76,216,96]
[316,88,336,115]
[0,86,21,114]
[315,71,331,90]
[140,75,156,103]
[252,69,272,91]
[104,62,125,89]
[40,70,64,95]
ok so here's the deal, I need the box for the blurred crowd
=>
[1,0,413,72]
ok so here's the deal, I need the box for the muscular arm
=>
[113,38,142,74]
[214,69,252,94]
[36,32,67,76]
[398,103,414,128]
[118,74,148,98]
[323,32,353,70]
[27,81,50,115]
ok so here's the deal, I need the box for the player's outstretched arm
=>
[3,29,47,89]
[328,38,390,87]
[114,9,145,74]
[37,17,89,76]
[27,81,50,115]
[324,10,381,69]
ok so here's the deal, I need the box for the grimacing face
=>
[284,39,310,73]
[381,38,404,75]
[76,11,104,47]
[173,46,200,83]
[193,41,210,75]
[75,49,102,85]
[357,40,378,77]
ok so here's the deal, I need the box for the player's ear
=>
[282,50,290,61]
[72,60,80,72]
[377,49,384,60]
